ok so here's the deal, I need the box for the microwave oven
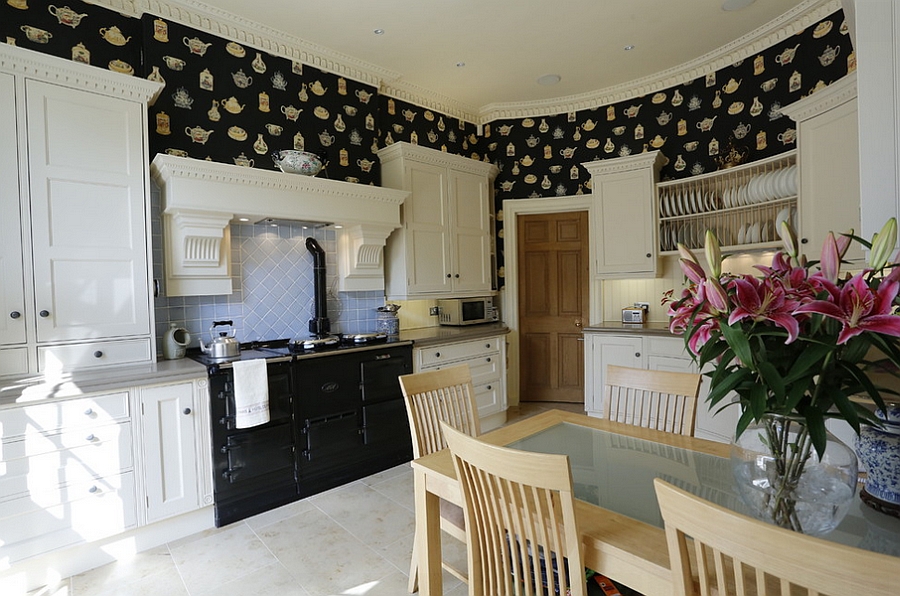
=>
[438,297,498,326]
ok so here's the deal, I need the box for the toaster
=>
[621,304,648,324]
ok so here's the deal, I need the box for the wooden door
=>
[518,211,590,403]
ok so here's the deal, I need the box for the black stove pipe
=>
[305,237,330,338]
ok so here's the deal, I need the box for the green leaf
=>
[720,321,754,369]
[735,407,756,439]
[757,361,785,401]
[825,385,861,435]
[707,367,750,407]
[805,408,828,460]
[839,360,888,414]
[749,383,767,419]
[783,343,832,384]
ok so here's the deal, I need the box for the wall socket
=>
[429,306,440,316]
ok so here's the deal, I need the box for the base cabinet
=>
[584,331,738,443]
[414,334,508,431]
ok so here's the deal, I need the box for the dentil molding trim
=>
[88,0,840,124]
[582,150,665,177]
[377,142,499,179]
[779,71,857,123]
[0,42,162,103]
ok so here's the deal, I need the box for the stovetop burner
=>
[189,334,401,368]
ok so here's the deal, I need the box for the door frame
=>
[501,195,602,407]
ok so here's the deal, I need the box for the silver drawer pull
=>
[85,434,95,441]
[88,485,99,494]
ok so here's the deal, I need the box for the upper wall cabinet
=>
[0,44,162,378]
[781,73,861,262]
[583,151,664,279]
[379,142,499,299]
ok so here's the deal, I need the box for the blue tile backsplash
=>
[151,185,385,351]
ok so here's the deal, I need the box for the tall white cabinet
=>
[0,45,161,377]
[379,142,499,299]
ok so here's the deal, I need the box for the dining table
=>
[410,409,900,596]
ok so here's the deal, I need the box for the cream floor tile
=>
[77,566,188,596]
[25,580,70,596]
[195,562,310,596]
[368,466,415,511]
[169,522,278,594]
[244,497,317,532]
[309,481,415,551]
[71,545,178,595]
[256,512,398,595]
[358,462,410,488]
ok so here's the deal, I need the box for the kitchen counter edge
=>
[0,358,208,409]
[399,323,510,347]
[583,321,677,337]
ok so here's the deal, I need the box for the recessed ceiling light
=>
[456,62,466,67]
[537,74,561,86]
[373,28,385,35]
[624,45,635,51]
[238,217,249,222]
[722,0,756,11]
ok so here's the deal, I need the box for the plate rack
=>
[657,150,797,253]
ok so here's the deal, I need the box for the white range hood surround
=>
[150,155,409,296]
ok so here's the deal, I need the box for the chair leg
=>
[408,530,420,593]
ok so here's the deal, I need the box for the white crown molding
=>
[478,0,843,123]
[378,141,499,179]
[780,71,856,122]
[88,0,841,126]
[0,42,162,103]
[582,150,664,177]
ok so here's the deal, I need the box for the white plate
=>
[750,222,761,243]
[660,193,669,218]
[761,221,770,242]
[775,206,790,231]
[737,224,746,245]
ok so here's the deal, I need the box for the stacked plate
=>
[721,165,797,208]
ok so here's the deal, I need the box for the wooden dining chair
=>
[399,364,480,592]
[442,422,587,596]
[603,365,702,436]
[653,478,896,596]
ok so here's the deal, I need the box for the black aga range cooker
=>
[195,335,413,527]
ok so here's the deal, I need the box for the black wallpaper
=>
[1,3,853,289]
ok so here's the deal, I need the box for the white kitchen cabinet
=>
[583,151,664,278]
[0,44,161,377]
[781,73,862,262]
[583,330,738,443]
[0,392,136,566]
[379,142,499,299]
[137,378,212,523]
[414,334,508,431]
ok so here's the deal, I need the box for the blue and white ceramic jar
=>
[856,403,900,510]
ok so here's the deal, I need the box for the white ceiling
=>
[196,0,810,111]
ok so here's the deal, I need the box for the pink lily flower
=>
[727,276,801,343]
[794,272,900,344]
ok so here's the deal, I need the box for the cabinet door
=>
[593,171,656,276]
[140,382,199,522]
[404,161,452,293]
[449,169,492,293]
[797,97,863,261]
[0,73,26,347]
[585,335,643,414]
[26,80,150,342]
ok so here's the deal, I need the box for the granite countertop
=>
[582,321,676,337]
[399,323,509,347]
[0,358,208,409]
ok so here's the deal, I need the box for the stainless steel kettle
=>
[199,320,241,359]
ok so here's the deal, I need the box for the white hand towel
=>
[232,359,270,429]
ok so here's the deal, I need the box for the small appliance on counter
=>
[199,320,241,359]
[438,296,498,326]
[621,303,649,324]
[376,303,401,336]
[162,323,191,360]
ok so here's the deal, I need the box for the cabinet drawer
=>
[417,337,502,367]
[38,338,152,372]
[468,353,502,383]
[0,422,132,499]
[0,392,128,438]
[646,336,689,358]
[474,380,503,417]
[0,471,136,565]
[0,347,29,377]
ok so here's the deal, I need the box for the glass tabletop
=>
[506,422,900,557]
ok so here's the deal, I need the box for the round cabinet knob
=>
[486,357,492,362]
[85,433,95,441]
[183,408,192,415]
[93,351,103,358]
[84,408,93,416]
[574,321,582,327]
[486,385,492,390]
[88,485,99,494]
[9,311,20,319]
[635,352,641,357]
[454,274,460,278]
[434,352,441,358]
[446,274,451,278]
[801,238,809,244]
[485,343,491,348]
[646,253,652,258]
[39,310,50,318]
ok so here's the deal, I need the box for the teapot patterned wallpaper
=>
[2,1,852,291]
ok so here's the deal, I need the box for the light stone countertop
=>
[582,321,676,337]
[399,323,509,347]
[0,358,208,409]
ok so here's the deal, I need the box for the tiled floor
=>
[35,402,585,596]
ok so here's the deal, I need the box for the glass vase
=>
[730,413,858,535]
